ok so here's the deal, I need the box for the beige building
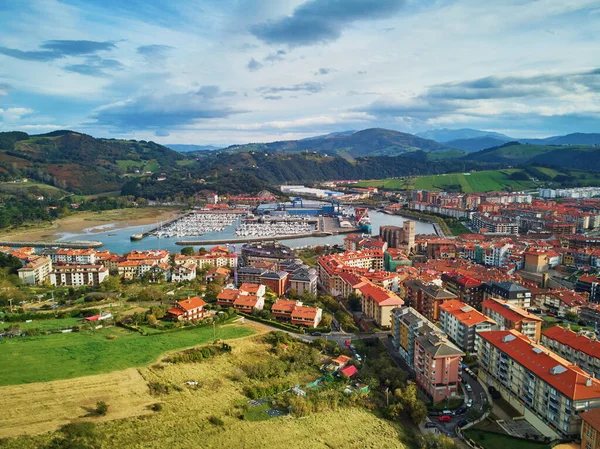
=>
[18,256,52,285]
[478,330,600,439]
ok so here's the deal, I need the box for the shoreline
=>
[0,207,182,243]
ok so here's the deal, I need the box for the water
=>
[58,211,435,254]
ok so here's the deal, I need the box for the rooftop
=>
[439,299,496,327]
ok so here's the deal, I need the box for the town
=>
[1,184,600,449]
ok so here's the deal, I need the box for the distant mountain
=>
[445,137,511,153]
[222,128,449,158]
[0,130,185,194]
[166,144,223,152]
[300,130,357,141]
[520,133,600,146]
[416,128,512,143]
[465,141,600,171]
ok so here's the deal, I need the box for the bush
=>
[95,401,109,416]
[208,416,224,427]
[150,403,163,412]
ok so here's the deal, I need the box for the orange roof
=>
[217,289,239,301]
[176,296,206,311]
[479,330,600,401]
[272,299,299,313]
[481,298,542,323]
[332,355,351,365]
[239,283,263,294]
[358,283,403,307]
[543,326,600,360]
[233,295,260,307]
[291,306,319,320]
[581,408,600,432]
[439,300,495,327]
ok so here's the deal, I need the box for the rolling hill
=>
[445,136,509,152]
[221,128,449,158]
[520,133,600,145]
[0,130,186,194]
[416,128,512,143]
[465,141,600,170]
[165,144,222,152]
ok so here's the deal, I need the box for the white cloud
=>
[0,107,34,122]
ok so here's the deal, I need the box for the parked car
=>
[466,399,473,408]
[442,410,454,416]
[465,384,472,392]
[455,406,467,416]
[310,331,322,336]
[439,415,452,423]
[456,419,469,428]
[428,411,441,416]
[424,422,437,428]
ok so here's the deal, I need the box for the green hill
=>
[0,130,186,194]
[222,128,449,158]
[465,142,600,169]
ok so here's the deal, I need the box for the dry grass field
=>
[0,368,153,439]
[0,334,412,449]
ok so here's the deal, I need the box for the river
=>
[57,211,435,253]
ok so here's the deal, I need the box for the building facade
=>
[438,299,495,353]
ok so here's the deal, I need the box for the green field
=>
[0,317,81,331]
[116,159,144,169]
[0,323,254,386]
[0,181,68,197]
[464,429,549,449]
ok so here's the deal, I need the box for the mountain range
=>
[415,128,512,142]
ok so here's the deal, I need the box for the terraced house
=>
[478,330,600,439]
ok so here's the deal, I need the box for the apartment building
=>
[541,326,600,379]
[472,213,519,234]
[481,298,543,342]
[392,306,436,369]
[288,267,318,296]
[259,270,289,296]
[442,272,484,309]
[171,262,196,283]
[18,256,52,285]
[580,408,600,449]
[271,299,322,328]
[317,249,384,296]
[439,300,495,353]
[478,330,600,439]
[483,281,532,308]
[357,282,403,328]
[240,241,296,268]
[415,331,464,403]
[49,264,109,287]
[41,248,98,265]
[405,279,457,322]
[217,283,266,311]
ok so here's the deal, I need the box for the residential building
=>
[259,270,289,296]
[541,326,600,379]
[415,331,464,403]
[41,248,98,265]
[171,262,196,283]
[391,306,436,369]
[442,272,484,309]
[439,300,495,353]
[18,256,52,285]
[205,267,231,283]
[405,279,457,322]
[167,296,207,321]
[577,275,600,303]
[471,213,519,234]
[581,304,600,329]
[217,283,265,312]
[580,408,600,449]
[240,241,296,267]
[533,289,587,317]
[236,266,267,285]
[357,282,403,328]
[49,264,109,287]
[478,330,600,439]
[270,299,322,328]
[483,281,531,308]
[288,267,318,296]
[481,298,543,342]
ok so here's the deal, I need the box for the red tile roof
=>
[340,365,358,377]
[481,298,542,323]
[439,300,495,327]
[479,330,600,400]
[543,326,600,360]
[581,408,600,432]
[176,296,206,311]
[358,283,403,307]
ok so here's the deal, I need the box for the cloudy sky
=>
[0,0,599,145]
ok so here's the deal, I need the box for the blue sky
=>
[0,0,599,145]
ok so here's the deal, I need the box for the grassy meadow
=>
[0,335,413,449]
[0,322,254,386]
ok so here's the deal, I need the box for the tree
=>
[95,401,109,416]
[100,275,122,293]
[181,247,195,256]
[204,280,223,303]
[348,293,362,312]
[564,311,579,323]
[416,433,457,449]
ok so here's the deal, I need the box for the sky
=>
[0,0,599,145]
